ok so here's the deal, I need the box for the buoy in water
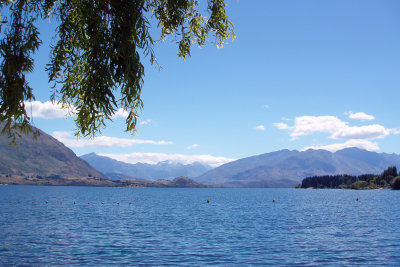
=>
[356,197,359,201]
[273,199,275,203]
[32,201,34,204]
[60,201,63,205]
[207,199,210,203]
[9,201,12,204]
[129,202,132,205]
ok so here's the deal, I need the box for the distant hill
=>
[0,125,107,184]
[0,125,211,187]
[150,176,210,188]
[80,153,212,180]
[196,148,400,188]
[120,176,210,188]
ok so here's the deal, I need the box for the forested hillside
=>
[299,166,400,189]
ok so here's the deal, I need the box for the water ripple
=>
[0,186,399,266]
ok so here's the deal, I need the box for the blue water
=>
[0,186,399,266]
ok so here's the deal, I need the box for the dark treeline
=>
[299,166,400,190]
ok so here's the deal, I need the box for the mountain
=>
[147,176,210,188]
[0,125,107,185]
[0,125,209,187]
[196,148,400,188]
[80,153,212,180]
[105,176,210,188]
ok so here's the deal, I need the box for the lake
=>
[0,186,399,266]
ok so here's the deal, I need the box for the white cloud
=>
[112,108,129,119]
[273,122,291,130]
[347,111,375,121]
[302,139,379,152]
[99,152,236,168]
[26,101,75,119]
[140,119,152,125]
[282,117,291,121]
[26,101,132,120]
[263,104,269,109]
[255,125,266,131]
[187,144,199,150]
[52,131,172,148]
[274,114,395,151]
[331,124,389,140]
[390,128,400,135]
[274,116,390,140]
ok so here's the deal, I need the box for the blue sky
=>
[22,0,400,166]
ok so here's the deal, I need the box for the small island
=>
[297,166,400,190]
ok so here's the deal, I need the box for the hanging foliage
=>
[0,0,235,142]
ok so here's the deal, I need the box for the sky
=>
[18,0,400,167]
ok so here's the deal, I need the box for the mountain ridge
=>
[196,148,400,187]
[80,153,212,180]
[2,124,399,189]
[0,125,210,188]
[0,125,106,180]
